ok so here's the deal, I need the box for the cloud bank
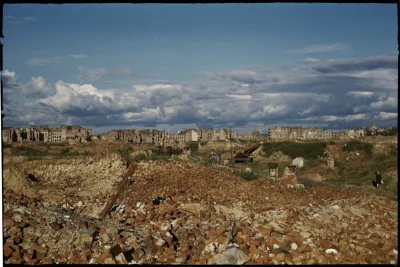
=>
[2,54,397,133]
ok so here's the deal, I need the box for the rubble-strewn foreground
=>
[3,153,398,264]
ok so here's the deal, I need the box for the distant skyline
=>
[2,4,398,134]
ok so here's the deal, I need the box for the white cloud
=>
[263,104,286,114]
[3,54,398,130]
[2,70,17,84]
[25,57,61,66]
[227,94,252,100]
[70,54,88,59]
[348,91,374,97]
[286,43,348,54]
[25,58,52,66]
[78,66,134,81]
[374,112,397,120]
[370,97,397,110]
[322,113,370,122]
[304,57,320,63]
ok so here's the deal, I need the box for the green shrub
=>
[328,141,336,145]
[233,169,259,181]
[133,153,147,162]
[12,146,47,157]
[342,140,373,156]
[2,143,13,149]
[187,142,199,153]
[37,142,68,147]
[153,147,183,157]
[262,141,327,160]
[117,146,134,164]
[60,148,70,155]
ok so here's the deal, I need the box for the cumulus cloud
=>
[374,112,397,120]
[1,70,54,100]
[370,96,397,110]
[3,53,398,131]
[78,66,134,81]
[286,43,348,54]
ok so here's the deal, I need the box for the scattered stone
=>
[208,247,250,265]
[325,248,338,254]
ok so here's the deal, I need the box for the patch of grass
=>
[329,150,397,199]
[150,154,171,162]
[38,142,68,147]
[133,153,147,162]
[233,169,259,181]
[187,142,199,153]
[2,142,13,149]
[306,159,326,168]
[117,146,134,164]
[152,147,183,157]
[262,141,327,160]
[60,147,72,155]
[328,141,336,145]
[342,140,373,156]
[12,146,48,157]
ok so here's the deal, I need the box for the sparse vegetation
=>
[2,143,13,149]
[117,146,134,164]
[262,141,327,160]
[342,140,373,156]
[60,148,71,155]
[187,142,199,153]
[133,153,147,162]
[38,142,68,147]
[329,150,397,199]
[233,169,259,181]
[12,146,48,161]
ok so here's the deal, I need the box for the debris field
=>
[2,153,398,264]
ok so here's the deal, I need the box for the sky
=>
[2,3,398,134]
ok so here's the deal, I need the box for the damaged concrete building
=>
[267,125,383,141]
[1,125,92,143]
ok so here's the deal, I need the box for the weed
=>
[12,146,47,158]
[38,142,67,147]
[133,153,147,162]
[342,140,372,156]
[187,142,199,153]
[117,146,134,164]
[232,169,259,181]
[60,148,71,155]
[262,141,327,160]
[2,142,13,149]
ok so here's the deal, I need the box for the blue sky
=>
[2,4,398,134]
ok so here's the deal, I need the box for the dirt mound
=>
[3,168,40,198]
[266,151,292,163]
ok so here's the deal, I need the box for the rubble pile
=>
[2,155,398,265]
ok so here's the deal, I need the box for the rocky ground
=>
[2,153,398,265]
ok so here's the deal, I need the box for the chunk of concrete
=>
[207,247,250,265]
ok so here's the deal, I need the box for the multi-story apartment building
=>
[2,127,13,142]
[2,125,91,143]
[268,126,290,140]
[318,129,333,139]
[185,129,198,142]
